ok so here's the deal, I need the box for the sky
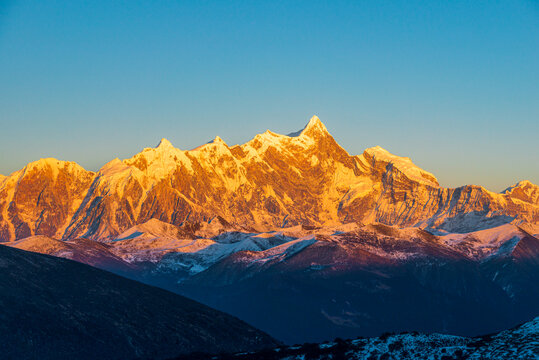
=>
[0,0,537,192]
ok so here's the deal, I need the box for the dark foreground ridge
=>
[0,245,278,360]
[173,316,539,360]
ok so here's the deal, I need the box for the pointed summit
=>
[190,135,230,152]
[156,138,174,149]
[304,115,327,132]
[288,115,330,138]
[209,136,228,146]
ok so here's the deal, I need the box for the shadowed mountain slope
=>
[5,220,538,345]
[174,224,539,344]
[0,245,278,360]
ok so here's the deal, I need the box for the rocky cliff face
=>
[0,159,94,242]
[0,116,537,242]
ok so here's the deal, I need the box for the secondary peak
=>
[156,138,174,149]
[211,136,227,146]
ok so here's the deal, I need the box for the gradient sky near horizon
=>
[0,1,538,192]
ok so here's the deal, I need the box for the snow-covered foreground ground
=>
[174,316,539,359]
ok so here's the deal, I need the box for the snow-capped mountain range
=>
[1,116,538,344]
[0,116,537,243]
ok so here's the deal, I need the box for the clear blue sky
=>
[1,1,537,191]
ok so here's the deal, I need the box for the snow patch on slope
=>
[439,223,527,259]
[243,236,318,264]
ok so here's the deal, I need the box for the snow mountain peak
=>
[209,136,227,146]
[287,115,329,138]
[502,179,539,204]
[99,158,131,177]
[156,138,174,149]
[306,114,323,126]
[20,158,90,181]
[191,135,231,152]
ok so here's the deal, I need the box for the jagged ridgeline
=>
[0,116,537,242]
